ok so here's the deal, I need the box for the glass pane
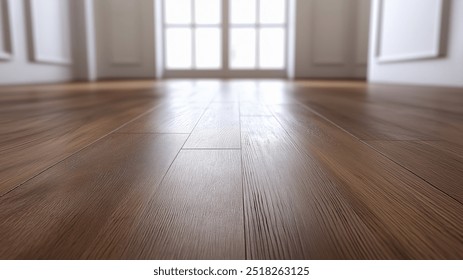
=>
[195,0,221,24]
[230,28,256,69]
[230,0,256,24]
[259,0,286,24]
[165,0,191,24]
[259,28,285,69]
[195,28,221,69]
[166,28,192,69]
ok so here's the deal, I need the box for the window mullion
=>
[222,0,229,71]
[191,0,196,69]
[255,0,260,69]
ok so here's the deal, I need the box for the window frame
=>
[161,0,290,78]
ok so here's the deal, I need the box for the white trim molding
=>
[375,0,445,63]
[0,0,13,61]
[28,0,72,65]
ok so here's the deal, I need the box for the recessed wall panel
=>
[29,0,72,64]
[312,0,348,65]
[377,0,443,62]
[0,0,12,60]
[108,0,142,65]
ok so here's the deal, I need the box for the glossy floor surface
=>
[0,80,462,259]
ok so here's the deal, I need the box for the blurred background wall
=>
[0,0,461,87]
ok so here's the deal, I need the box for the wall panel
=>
[95,0,155,79]
[109,0,142,65]
[0,0,73,85]
[312,0,348,65]
[29,0,72,65]
[0,0,12,60]
[368,0,463,87]
[376,0,444,63]
[295,0,370,78]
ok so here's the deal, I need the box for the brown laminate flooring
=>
[0,80,462,259]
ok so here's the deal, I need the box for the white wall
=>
[369,0,463,87]
[1,0,371,84]
[0,0,13,60]
[295,0,371,79]
[94,0,156,79]
[0,0,74,85]
[93,0,370,80]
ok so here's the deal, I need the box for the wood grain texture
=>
[240,102,272,116]
[366,140,463,204]
[0,89,161,196]
[293,81,463,116]
[423,141,463,159]
[292,84,463,141]
[184,103,240,149]
[239,81,296,105]
[294,89,437,140]
[241,116,400,259]
[0,80,462,260]
[118,103,207,134]
[364,83,463,116]
[0,133,187,259]
[83,150,244,259]
[268,104,463,259]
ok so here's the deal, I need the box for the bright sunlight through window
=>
[163,0,287,71]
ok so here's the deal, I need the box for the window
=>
[229,0,286,69]
[164,0,222,69]
[162,0,289,77]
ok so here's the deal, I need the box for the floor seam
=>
[288,94,463,207]
[0,102,163,198]
[151,94,215,190]
[360,139,463,206]
[238,93,248,260]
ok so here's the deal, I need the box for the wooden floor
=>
[0,80,462,259]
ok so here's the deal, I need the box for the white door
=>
[161,0,289,78]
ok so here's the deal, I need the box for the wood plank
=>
[293,89,438,140]
[184,103,240,149]
[118,103,207,134]
[83,150,244,259]
[242,116,400,259]
[0,91,161,196]
[268,104,463,259]
[0,90,160,151]
[423,141,463,159]
[240,102,272,116]
[0,134,187,259]
[0,80,162,94]
[213,88,240,103]
[292,84,463,142]
[1,79,462,260]
[366,140,463,204]
[366,83,463,115]
[239,81,296,105]
[293,81,463,116]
